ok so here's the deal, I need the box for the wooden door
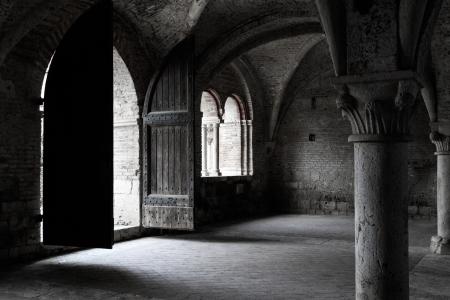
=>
[142,38,195,230]
[43,1,113,248]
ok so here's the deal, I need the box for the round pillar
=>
[430,151,450,254]
[248,120,253,175]
[335,79,419,300]
[354,140,409,300]
[201,124,208,177]
[430,132,450,254]
[210,122,220,176]
[437,154,450,240]
[241,120,248,175]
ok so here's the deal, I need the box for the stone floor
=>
[1,215,449,299]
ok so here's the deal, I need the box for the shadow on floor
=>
[1,263,172,298]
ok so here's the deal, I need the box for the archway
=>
[41,1,113,248]
[113,48,140,229]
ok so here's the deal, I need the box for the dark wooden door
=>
[142,38,195,230]
[43,1,113,248]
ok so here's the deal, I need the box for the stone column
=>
[247,120,253,175]
[335,77,419,300]
[430,131,450,255]
[241,120,248,175]
[209,122,220,176]
[201,123,208,177]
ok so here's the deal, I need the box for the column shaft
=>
[431,153,450,254]
[430,132,450,254]
[248,121,253,175]
[241,121,248,175]
[201,124,208,176]
[437,154,450,238]
[354,142,409,300]
[210,122,220,176]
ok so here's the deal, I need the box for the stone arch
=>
[223,95,245,121]
[273,39,334,140]
[4,3,156,105]
[196,16,323,84]
[262,34,325,141]
[194,16,323,152]
[0,0,97,67]
[113,10,156,107]
[200,89,222,120]
[3,2,103,100]
[229,61,255,121]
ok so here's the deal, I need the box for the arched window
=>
[200,90,221,176]
[200,91,253,177]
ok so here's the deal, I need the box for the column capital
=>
[430,131,450,155]
[335,77,420,143]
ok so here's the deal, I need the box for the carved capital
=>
[336,79,419,142]
[430,131,450,154]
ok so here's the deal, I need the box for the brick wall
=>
[0,54,42,262]
[113,48,140,227]
[208,65,248,103]
[271,92,355,215]
[270,43,437,217]
[219,122,242,175]
[0,1,102,263]
[432,0,450,122]
[271,91,436,217]
[408,99,437,217]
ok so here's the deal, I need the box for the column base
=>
[430,235,450,255]
[201,171,209,177]
[207,170,221,177]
